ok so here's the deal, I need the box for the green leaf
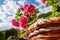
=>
[15,10,20,22]
[28,19,37,26]
[55,12,60,16]
[45,12,55,19]
[44,12,53,18]
[38,13,46,19]
[20,31,26,38]
[28,14,37,23]
[19,13,23,16]
[46,0,60,6]
[38,12,53,19]
[52,5,58,12]
[46,0,53,6]
[28,16,35,23]
[16,10,20,15]
[15,10,23,22]
[34,9,39,14]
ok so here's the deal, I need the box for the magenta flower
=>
[19,16,28,29]
[20,4,35,16]
[12,19,20,27]
[23,34,28,39]
[40,0,47,6]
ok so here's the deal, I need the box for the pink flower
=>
[20,4,29,12]
[12,19,20,27]
[19,16,28,29]
[40,0,47,6]
[20,4,35,16]
[23,34,28,39]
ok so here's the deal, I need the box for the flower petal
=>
[12,19,20,27]
[40,0,47,6]
[19,16,28,29]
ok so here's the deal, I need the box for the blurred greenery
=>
[20,30,26,38]
[34,9,39,14]
[46,0,60,6]
[0,30,27,40]
[0,31,6,40]
[38,12,53,19]
[38,0,60,19]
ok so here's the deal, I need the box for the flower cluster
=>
[12,4,38,29]
[20,4,35,16]
[11,4,39,39]
[12,16,28,29]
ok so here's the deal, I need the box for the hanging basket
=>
[27,17,60,40]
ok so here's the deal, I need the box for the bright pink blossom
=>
[19,16,28,29]
[12,19,20,27]
[40,0,47,6]
[20,4,35,16]
[23,34,28,39]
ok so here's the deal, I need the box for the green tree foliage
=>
[46,0,60,6]
[0,32,6,40]
[38,0,60,19]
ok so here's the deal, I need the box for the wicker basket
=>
[27,17,60,40]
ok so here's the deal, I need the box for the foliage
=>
[38,0,60,19]
[0,32,6,40]
[46,0,60,6]
[38,12,53,19]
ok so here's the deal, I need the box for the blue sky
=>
[0,0,4,6]
[0,0,52,31]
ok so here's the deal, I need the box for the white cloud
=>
[39,6,52,14]
[0,0,26,31]
[35,0,40,4]
[17,0,26,6]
